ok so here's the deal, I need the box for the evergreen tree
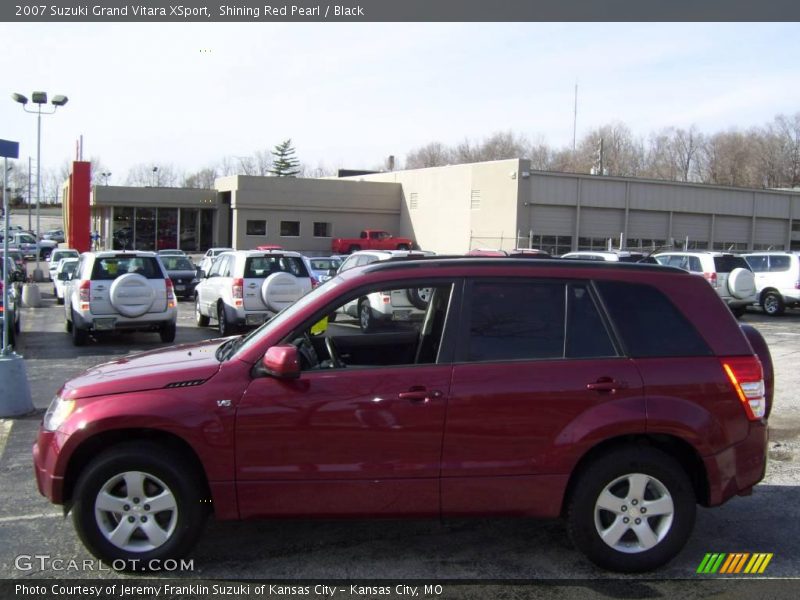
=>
[269,139,301,177]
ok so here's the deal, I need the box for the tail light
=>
[721,356,766,421]
[310,275,320,289]
[165,278,176,309]
[703,272,718,288]
[232,278,243,307]
[381,291,391,304]
[79,280,91,310]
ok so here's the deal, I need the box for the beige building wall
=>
[348,159,523,253]
[216,175,403,253]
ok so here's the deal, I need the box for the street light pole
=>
[12,91,68,282]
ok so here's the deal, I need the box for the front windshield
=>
[232,275,345,358]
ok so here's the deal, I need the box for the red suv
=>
[33,258,772,572]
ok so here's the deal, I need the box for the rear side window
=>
[244,256,309,278]
[714,256,750,273]
[91,256,163,280]
[464,280,617,362]
[596,281,712,358]
[769,255,791,272]
[745,256,769,273]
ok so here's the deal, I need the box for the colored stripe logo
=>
[696,553,773,574]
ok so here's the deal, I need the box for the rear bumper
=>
[703,421,768,506]
[73,310,177,331]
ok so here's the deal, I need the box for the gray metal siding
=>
[529,205,575,235]
[714,215,751,242]
[579,208,625,237]
[628,210,669,239]
[580,179,627,209]
[754,193,791,218]
[754,218,787,245]
[530,175,578,206]
[671,213,711,241]
[629,182,753,216]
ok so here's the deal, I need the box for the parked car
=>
[335,249,435,332]
[304,256,342,284]
[467,248,552,258]
[0,257,22,346]
[1,248,26,279]
[561,250,657,263]
[156,249,187,257]
[331,229,415,254]
[742,252,800,316]
[194,250,313,335]
[654,251,757,317]
[197,247,234,275]
[52,257,79,305]
[34,257,772,572]
[1,231,57,259]
[43,228,65,243]
[64,251,178,346]
[159,255,199,300]
[47,248,80,281]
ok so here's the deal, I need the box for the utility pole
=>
[27,157,32,231]
[573,83,578,152]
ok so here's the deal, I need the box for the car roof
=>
[90,250,158,258]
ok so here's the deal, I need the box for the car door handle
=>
[398,388,443,403]
[586,379,628,392]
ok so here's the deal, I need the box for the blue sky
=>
[2,22,799,180]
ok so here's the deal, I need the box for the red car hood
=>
[60,338,227,400]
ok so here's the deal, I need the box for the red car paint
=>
[33,258,772,569]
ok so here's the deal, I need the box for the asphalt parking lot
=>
[0,277,799,595]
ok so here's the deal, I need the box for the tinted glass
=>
[714,256,750,272]
[745,255,769,272]
[91,256,163,280]
[566,284,617,358]
[769,255,791,272]
[163,257,195,271]
[244,256,309,278]
[596,281,712,358]
[467,281,565,361]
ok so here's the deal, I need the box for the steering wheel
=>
[295,333,321,370]
[325,336,345,369]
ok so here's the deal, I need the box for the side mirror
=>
[197,268,207,279]
[57,272,69,281]
[261,345,301,379]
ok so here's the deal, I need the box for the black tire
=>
[566,446,696,573]
[8,323,15,347]
[348,245,361,254]
[217,303,233,336]
[730,306,747,319]
[195,296,210,327]
[406,287,431,310]
[71,442,207,570]
[358,299,375,333]
[71,312,87,346]
[397,244,410,251]
[65,316,73,333]
[159,323,176,344]
[762,291,785,316]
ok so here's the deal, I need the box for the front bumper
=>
[703,421,768,506]
[33,429,65,504]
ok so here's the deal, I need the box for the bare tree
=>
[126,163,180,187]
[772,113,800,188]
[405,142,452,168]
[183,167,218,189]
[579,122,645,177]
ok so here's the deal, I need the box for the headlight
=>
[42,396,75,432]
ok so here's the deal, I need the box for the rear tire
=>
[358,299,375,333]
[159,323,176,344]
[566,446,695,572]
[71,442,207,569]
[71,312,87,346]
[762,291,785,316]
[217,303,233,336]
[397,244,410,251]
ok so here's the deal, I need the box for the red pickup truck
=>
[331,230,415,254]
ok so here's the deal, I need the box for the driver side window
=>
[290,282,456,371]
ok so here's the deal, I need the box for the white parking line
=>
[0,419,11,461]
[0,512,62,523]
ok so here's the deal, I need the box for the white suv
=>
[194,250,313,335]
[743,252,800,316]
[64,251,178,346]
[336,250,435,332]
[654,251,757,317]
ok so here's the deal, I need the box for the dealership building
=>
[89,158,800,255]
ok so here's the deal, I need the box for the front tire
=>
[72,442,206,569]
[195,296,210,327]
[762,291,785,316]
[566,446,696,572]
